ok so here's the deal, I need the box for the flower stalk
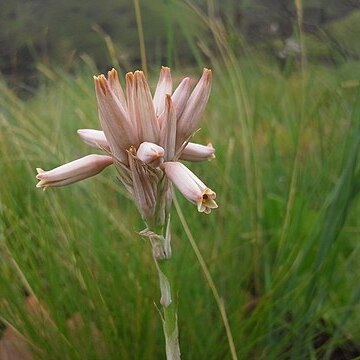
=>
[158,260,180,360]
[140,216,180,359]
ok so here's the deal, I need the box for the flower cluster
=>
[36,67,218,226]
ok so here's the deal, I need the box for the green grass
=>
[1,43,360,359]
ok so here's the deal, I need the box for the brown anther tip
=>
[126,72,134,84]
[108,68,117,79]
[134,71,146,87]
[96,75,108,95]
[204,68,212,81]
[134,70,144,84]
[134,70,144,79]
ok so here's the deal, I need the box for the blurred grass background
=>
[1,0,360,359]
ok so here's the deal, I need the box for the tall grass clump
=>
[1,5,360,359]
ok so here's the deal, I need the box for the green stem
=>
[145,214,181,359]
[156,259,181,360]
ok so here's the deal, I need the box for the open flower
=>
[163,162,218,214]
[36,67,217,219]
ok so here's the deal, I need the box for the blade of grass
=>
[133,0,148,75]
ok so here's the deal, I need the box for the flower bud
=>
[77,129,109,150]
[36,155,113,189]
[180,142,215,162]
[137,142,165,167]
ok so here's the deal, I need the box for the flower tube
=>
[163,161,218,214]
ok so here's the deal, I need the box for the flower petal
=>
[107,68,127,110]
[94,75,138,163]
[171,77,191,119]
[176,69,212,147]
[134,71,159,143]
[159,95,177,162]
[126,72,139,138]
[153,67,172,116]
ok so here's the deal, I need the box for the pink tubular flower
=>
[36,67,217,221]
[163,162,218,214]
[36,155,113,189]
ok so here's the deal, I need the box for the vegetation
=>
[1,1,360,359]
[0,0,358,88]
